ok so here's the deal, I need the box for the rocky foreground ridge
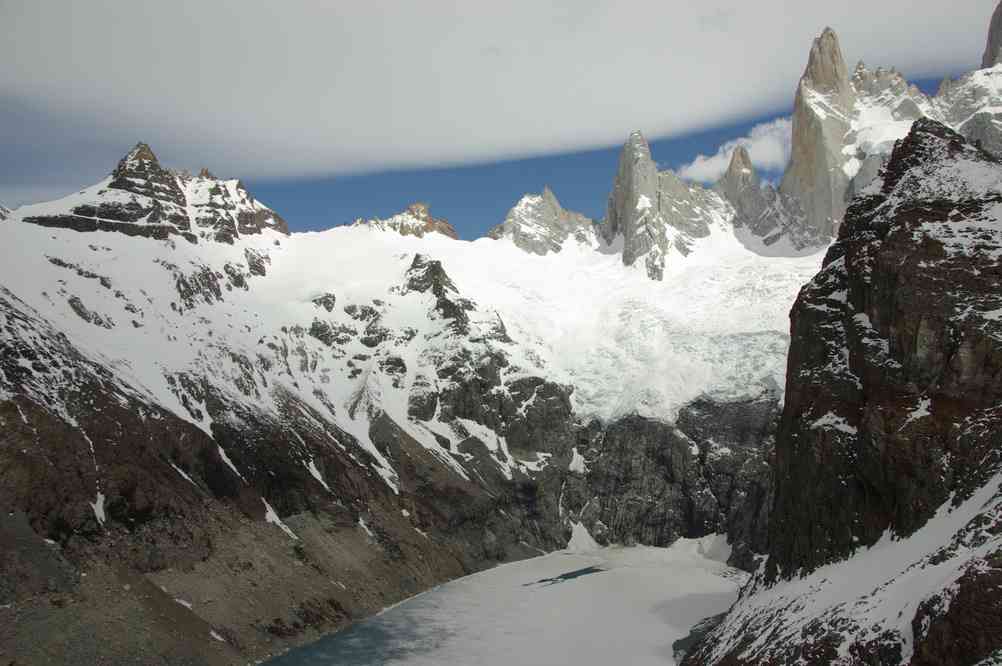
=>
[682,119,1002,665]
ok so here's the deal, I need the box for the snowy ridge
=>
[487,187,597,256]
[352,202,458,240]
[0,169,824,498]
[699,472,1002,664]
[15,144,287,244]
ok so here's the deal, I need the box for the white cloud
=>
[677,117,793,183]
[0,1,993,188]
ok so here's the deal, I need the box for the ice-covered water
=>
[266,536,746,666]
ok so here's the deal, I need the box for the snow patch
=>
[566,521,600,553]
[262,498,298,540]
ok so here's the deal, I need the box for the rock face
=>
[684,119,1002,665]
[0,201,11,221]
[352,203,459,240]
[714,147,804,248]
[983,1,1002,69]
[561,394,776,571]
[602,131,727,279]
[605,131,670,279]
[780,28,856,242]
[487,187,596,255]
[16,143,288,244]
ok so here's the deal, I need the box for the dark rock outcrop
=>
[16,143,287,244]
[769,118,1002,579]
[780,28,856,243]
[684,119,1002,665]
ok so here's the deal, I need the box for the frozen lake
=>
[267,534,746,666]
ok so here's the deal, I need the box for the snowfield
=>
[0,211,824,435]
[267,535,746,666]
[282,222,825,423]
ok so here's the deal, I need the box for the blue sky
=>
[248,77,945,238]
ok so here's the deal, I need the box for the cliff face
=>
[487,187,596,255]
[770,119,1002,580]
[684,119,1002,665]
[779,28,856,242]
[984,0,1002,69]
[605,131,671,280]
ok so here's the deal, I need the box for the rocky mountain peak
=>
[0,201,10,221]
[605,130,668,279]
[118,141,159,169]
[983,0,1002,69]
[802,27,853,100]
[14,143,288,243]
[723,146,757,186]
[197,167,215,179]
[352,204,459,240]
[112,142,172,183]
[487,187,595,255]
[715,146,764,218]
[624,130,653,161]
[684,116,1002,666]
[779,27,857,244]
[406,202,432,219]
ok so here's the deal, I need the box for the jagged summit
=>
[780,27,856,242]
[605,129,669,279]
[0,201,10,221]
[124,142,157,165]
[983,1,1002,68]
[11,143,288,242]
[487,186,596,255]
[352,202,459,240]
[624,130,653,161]
[721,146,757,187]
[801,27,854,103]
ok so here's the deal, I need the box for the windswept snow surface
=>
[267,535,746,666]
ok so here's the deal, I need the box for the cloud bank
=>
[0,1,994,204]
[677,118,793,183]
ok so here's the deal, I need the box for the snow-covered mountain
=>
[495,21,1002,282]
[487,187,597,255]
[0,201,10,221]
[350,202,458,239]
[1,135,810,660]
[777,25,1002,246]
[4,5,1002,665]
